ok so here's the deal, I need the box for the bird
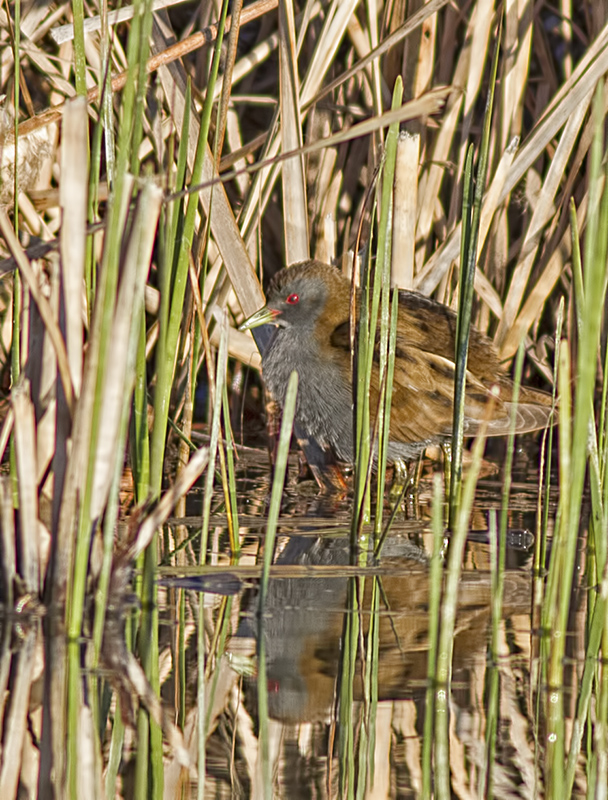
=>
[239,259,554,466]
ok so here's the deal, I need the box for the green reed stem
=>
[479,344,524,795]
[546,85,608,796]
[450,22,500,526]
[129,0,154,176]
[537,297,562,580]
[373,77,402,535]
[449,141,474,522]
[98,0,115,188]
[67,639,81,798]
[105,696,125,798]
[597,615,608,800]
[222,380,240,554]
[11,0,20,227]
[530,302,561,732]
[435,409,491,798]
[70,0,87,96]
[68,0,152,634]
[565,589,605,793]
[373,291,399,557]
[257,371,298,800]
[131,319,150,501]
[199,318,227,565]
[571,202,608,595]
[563,107,608,800]
[421,474,445,800]
[543,344,571,796]
[339,576,359,799]
[356,577,381,799]
[480,508,499,799]
[9,0,21,507]
[87,79,104,308]
[353,241,373,533]
[196,591,207,799]
[150,0,229,497]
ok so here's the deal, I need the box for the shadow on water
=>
[0,443,586,798]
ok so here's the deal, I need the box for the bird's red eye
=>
[286,293,299,305]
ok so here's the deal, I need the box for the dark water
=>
[5,441,587,798]
[151,440,580,798]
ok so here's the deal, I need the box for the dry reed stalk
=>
[0,0,605,794]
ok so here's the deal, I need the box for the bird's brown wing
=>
[383,348,512,443]
[330,290,506,381]
[331,313,554,442]
[396,292,556,429]
[382,348,554,441]
[331,319,504,443]
[395,291,505,383]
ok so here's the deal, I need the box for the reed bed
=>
[0,0,606,797]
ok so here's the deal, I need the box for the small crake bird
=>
[240,260,554,466]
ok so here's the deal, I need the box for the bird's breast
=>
[262,330,354,461]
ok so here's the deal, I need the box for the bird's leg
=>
[388,458,409,505]
[388,458,421,518]
[307,458,349,494]
[265,393,283,475]
[406,457,423,518]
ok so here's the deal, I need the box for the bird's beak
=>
[238,305,280,331]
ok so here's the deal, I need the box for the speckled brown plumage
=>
[241,260,554,464]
